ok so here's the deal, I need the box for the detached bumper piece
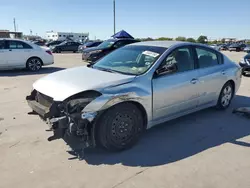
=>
[233,107,250,118]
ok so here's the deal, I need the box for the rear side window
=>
[195,47,220,68]
[8,41,32,49]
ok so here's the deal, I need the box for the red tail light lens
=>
[46,50,52,55]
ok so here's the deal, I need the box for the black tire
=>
[96,103,144,151]
[216,82,234,110]
[56,49,61,53]
[26,57,42,71]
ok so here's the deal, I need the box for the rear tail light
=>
[46,50,52,55]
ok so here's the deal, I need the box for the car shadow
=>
[65,95,250,167]
[0,67,65,77]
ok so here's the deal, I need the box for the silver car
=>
[26,41,242,152]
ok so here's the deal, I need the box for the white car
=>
[0,38,54,71]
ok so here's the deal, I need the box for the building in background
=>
[46,31,89,42]
[0,30,23,39]
[23,35,42,41]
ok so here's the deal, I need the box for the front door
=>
[152,46,200,121]
[0,40,8,68]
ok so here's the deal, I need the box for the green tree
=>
[157,37,173,41]
[197,35,208,44]
[221,38,226,43]
[175,36,186,41]
[186,38,196,43]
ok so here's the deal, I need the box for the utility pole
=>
[113,0,116,35]
[13,18,16,32]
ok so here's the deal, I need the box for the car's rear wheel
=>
[96,103,144,151]
[56,48,61,53]
[216,82,234,110]
[26,57,42,71]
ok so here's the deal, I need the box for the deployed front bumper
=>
[27,99,50,118]
[26,90,98,150]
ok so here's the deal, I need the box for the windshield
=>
[93,45,166,75]
[97,40,115,48]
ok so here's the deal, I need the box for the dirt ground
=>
[0,51,250,188]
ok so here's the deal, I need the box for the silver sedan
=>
[26,41,242,152]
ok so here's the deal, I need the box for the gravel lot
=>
[0,51,250,188]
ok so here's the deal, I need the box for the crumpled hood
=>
[33,66,135,101]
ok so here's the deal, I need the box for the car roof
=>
[108,38,137,42]
[129,40,191,48]
[0,38,25,42]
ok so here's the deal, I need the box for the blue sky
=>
[0,0,249,40]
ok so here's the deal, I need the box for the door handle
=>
[221,70,226,75]
[190,78,198,84]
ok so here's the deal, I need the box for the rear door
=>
[194,46,227,107]
[0,40,8,68]
[5,40,33,68]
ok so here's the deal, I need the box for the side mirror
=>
[155,63,177,76]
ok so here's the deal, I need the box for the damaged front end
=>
[26,90,102,150]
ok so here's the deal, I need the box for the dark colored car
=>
[46,40,64,47]
[33,40,46,46]
[82,38,139,63]
[239,53,250,76]
[229,43,247,52]
[220,44,231,51]
[50,41,82,53]
[78,41,103,52]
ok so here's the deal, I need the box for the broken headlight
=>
[65,91,102,114]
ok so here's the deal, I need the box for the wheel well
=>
[119,101,148,130]
[227,80,235,95]
[26,57,44,67]
[96,101,148,130]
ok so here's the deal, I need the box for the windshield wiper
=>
[94,67,118,73]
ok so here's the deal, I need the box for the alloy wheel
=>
[28,58,42,71]
[221,85,232,107]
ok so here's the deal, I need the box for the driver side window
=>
[160,47,195,73]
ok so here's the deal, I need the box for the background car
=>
[45,40,64,47]
[243,45,250,53]
[50,41,82,53]
[27,41,241,151]
[239,53,250,76]
[32,40,47,46]
[82,38,139,64]
[0,38,54,71]
[229,43,247,52]
[220,43,231,51]
[78,41,103,52]
[210,44,221,51]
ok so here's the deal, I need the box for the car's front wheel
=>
[96,103,144,151]
[216,82,234,110]
[26,57,42,71]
